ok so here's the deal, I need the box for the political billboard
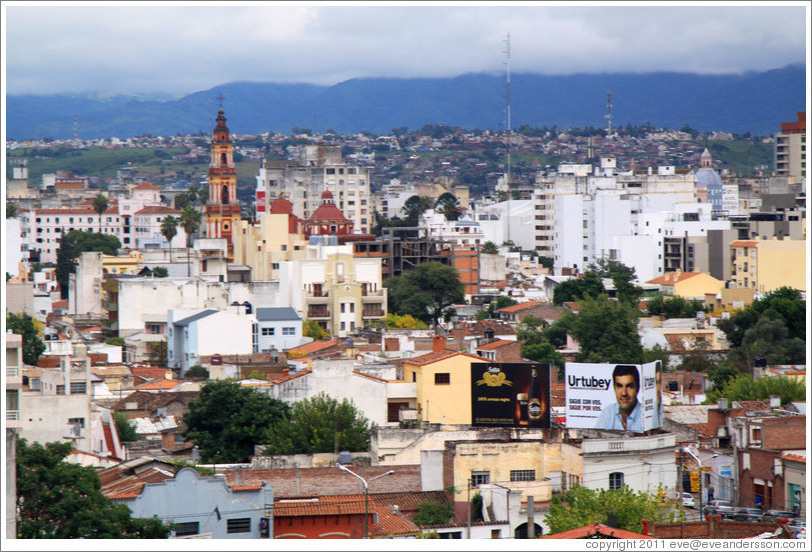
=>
[564,361,662,432]
[470,362,551,428]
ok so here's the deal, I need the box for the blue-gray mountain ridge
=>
[6,64,805,141]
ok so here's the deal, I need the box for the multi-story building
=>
[730,237,806,293]
[774,111,806,183]
[132,205,186,249]
[277,241,387,336]
[20,206,123,263]
[255,145,372,234]
[5,332,24,539]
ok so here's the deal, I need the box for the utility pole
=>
[467,478,472,539]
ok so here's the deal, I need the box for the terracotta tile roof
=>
[782,453,806,463]
[274,496,368,517]
[133,182,160,190]
[79,326,103,333]
[647,271,703,285]
[541,523,654,539]
[499,301,542,313]
[403,349,486,366]
[370,491,450,515]
[686,423,715,439]
[52,299,69,309]
[563,301,581,312]
[475,339,516,351]
[231,484,264,491]
[734,400,771,411]
[111,390,198,412]
[134,206,181,215]
[135,379,184,391]
[286,338,341,357]
[130,366,173,380]
[730,240,758,247]
[100,465,176,499]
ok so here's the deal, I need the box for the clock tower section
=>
[205,107,241,261]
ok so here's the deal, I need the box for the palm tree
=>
[160,215,179,263]
[179,206,201,277]
[481,241,499,255]
[436,192,461,221]
[403,195,434,226]
[92,193,109,234]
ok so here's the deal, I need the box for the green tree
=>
[414,500,454,526]
[16,439,171,538]
[185,365,209,379]
[7,203,19,218]
[303,318,329,340]
[160,214,179,262]
[717,286,805,351]
[385,313,429,329]
[641,344,672,371]
[183,380,290,463]
[385,261,465,324]
[564,296,644,363]
[402,195,434,226]
[113,411,139,443]
[552,272,605,305]
[436,192,462,221]
[92,193,109,234]
[522,342,564,370]
[588,259,642,306]
[705,374,805,406]
[646,295,707,319]
[6,313,46,365]
[721,300,806,370]
[55,230,121,299]
[545,485,673,535]
[476,295,518,320]
[147,340,168,368]
[105,337,125,347]
[151,266,169,278]
[179,206,201,277]
[264,393,371,455]
[480,241,499,255]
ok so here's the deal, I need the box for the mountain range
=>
[6,64,805,141]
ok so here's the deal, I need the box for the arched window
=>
[221,152,228,165]
[221,185,229,204]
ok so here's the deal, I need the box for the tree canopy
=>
[183,380,290,463]
[264,393,372,455]
[385,261,465,324]
[588,259,643,306]
[475,295,518,320]
[561,296,644,364]
[402,195,434,226]
[16,439,171,538]
[717,287,806,370]
[6,312,46,365]
[55,230,121,299]
[113,411,139,443]
[92,193,109,234]
[303,318,329,340]
[552,272,605,305]
[646,295,707,319]
[385,312,429,329]
[705,374,806,406]
[544,486,675,535]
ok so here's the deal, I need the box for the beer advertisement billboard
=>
[564,361,662,432]
[470,362,551,428]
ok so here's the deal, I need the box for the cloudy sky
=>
[3,2,808,97]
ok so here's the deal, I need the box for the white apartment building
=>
[255,145,372,234]
[468,200,535,251]
[20,207,123,263]
[580,433,678,495]
[132,205,187,249]
[419,210,485,249]
[167,308,257,375]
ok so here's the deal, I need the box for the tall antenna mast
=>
[504,32,512,245]
[73,114,78,143]
[604,90,613,136]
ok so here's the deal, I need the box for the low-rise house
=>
[112,467,274,539]
[498,301,563,325]
[646,271,724,300]
[255,307,307,352]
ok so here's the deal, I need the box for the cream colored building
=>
[277,242,387,336]
[232,211,309,281]
[730,238,806,293]
[646,270,725,300]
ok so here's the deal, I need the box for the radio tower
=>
[73,114,78,143]
[504,32,512,243]
[604,90,613,136]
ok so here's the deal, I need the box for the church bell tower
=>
[205,104,241,261]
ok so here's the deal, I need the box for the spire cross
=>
[217,93,225,108]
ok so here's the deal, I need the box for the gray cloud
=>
[4,3,807,96]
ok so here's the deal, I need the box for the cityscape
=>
[2,2,809,547]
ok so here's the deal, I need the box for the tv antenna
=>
[604,90,613,136]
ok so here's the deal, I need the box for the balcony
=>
[307,309,331,319]
[6,410,20,421]
[362,308,386,318]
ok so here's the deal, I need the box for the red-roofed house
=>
[498,301,563,324]
[646,270,724,299]
[473,338,523,363]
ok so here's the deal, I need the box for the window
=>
[434,373,450,385]
[68,417,85,428]
[227,518,251,534]
[510,470,536,482]
[70,382,87,394]
[569,474,580,488]
[262,327,275,336]
[282,327,295,336]
[609,472,624,490]
[471,471,490,486]
[174,522,200,537]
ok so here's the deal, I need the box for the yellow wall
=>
[405,354,478,425]
[450,441,583,505]
[102,250,143,275]
[755,239,806,293]
[232,214,308,280]
[674,273,724,299]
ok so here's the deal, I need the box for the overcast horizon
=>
[3,2,809,97]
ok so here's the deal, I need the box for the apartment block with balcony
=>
[774,111,806,183]
[729,238,806,293]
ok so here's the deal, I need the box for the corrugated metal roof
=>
[255,307,301,322]
[173,309,219,326]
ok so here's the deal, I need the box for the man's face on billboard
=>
[613,374,638,413]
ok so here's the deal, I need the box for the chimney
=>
[432,335,447,353]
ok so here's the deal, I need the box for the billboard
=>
[565,361,662,432]
[471,363,551,428]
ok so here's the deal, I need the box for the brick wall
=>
[763,417,806,450]
[651,518,786,539]
[222,465,421,498]
[739,447,785,510]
